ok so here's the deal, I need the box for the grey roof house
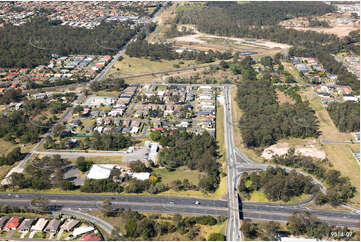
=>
[18,219,35,232]
[44,219,61,233]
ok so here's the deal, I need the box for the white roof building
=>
[86,164,115,180]
[131,172,150,181]
[31,218,48,232]
[130,126,139,134]
[73,225,94,237]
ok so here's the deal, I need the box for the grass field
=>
[0,139,34,156]
[0,165,13,180]
[214,102,228,199]
[152,167,202,185]
[105,55,197,78]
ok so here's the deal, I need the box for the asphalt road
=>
[33,151,125,158]
[223,86,242,241]
[61,209,119,236]
[321,139,360,145]
[0,193,358,229]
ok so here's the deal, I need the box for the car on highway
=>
[195,201,200,205]
[169,201,175,205]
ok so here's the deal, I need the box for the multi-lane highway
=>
[0,193,358,229]
[224,86,242,241]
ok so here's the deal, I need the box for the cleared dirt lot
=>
[262,142,326,160]
[172,31,291,51]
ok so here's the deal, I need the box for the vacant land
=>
[0,139,34,155]
[171,31,290,51]
[152,167,202,185]
[105,55,197,79]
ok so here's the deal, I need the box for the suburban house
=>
[82,233,102,241]
[3,217,22,230]
[73,226,95,237]
[44,219,61,233]
[18,219,35,232]
[0,217,9,230]
[31,218,48,232]
[61,219,79,232]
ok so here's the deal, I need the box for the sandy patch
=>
[262,142,326,160]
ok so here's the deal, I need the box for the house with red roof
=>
[3,217,22,230]
[82,233,102,241]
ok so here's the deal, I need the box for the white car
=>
[195,201,200,205]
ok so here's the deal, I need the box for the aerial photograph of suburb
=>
[0,1,359,241]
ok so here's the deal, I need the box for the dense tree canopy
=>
[236,80,320,148]
[238,167,317,202]
[272,149,356,205]
[157,129,220,192]
[0,17,139,68]
[327,101,360,132]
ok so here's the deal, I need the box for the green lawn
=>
[0,231,7,238]
[214,102,227,199]
[11,231,22,238]
[33,232,48,239]
[152,167,202,185]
